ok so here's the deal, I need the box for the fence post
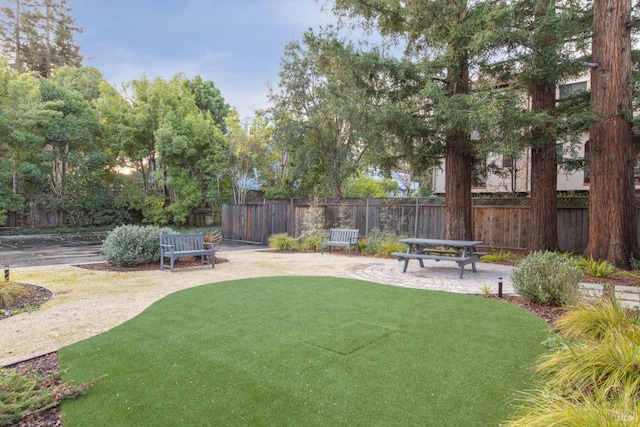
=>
[365,198,370,237]
[414,198,419,237]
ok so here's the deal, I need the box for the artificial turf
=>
[59,276,550,426]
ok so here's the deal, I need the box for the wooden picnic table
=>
[391,238,484,278]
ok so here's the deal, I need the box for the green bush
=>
[268,233,296,251]
[299,234,322,251]
[481,249,511,263]
[0,368,101,425]
[364,228,400,255]
[102,225,173,267]
[511,251,582,306]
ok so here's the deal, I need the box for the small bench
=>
[159,233,216,272]
[321,228,359,256]
[390,252,481,278]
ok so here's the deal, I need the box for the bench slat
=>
[321,228,359,256]
[390,252,480,278]
[160,233,216,272]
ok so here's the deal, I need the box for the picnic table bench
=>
[320,228,360,256]
[391,238,484,278]
[159,232,216,272]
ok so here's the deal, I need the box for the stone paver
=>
[346,258,514,294]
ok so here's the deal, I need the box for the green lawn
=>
[60,276,550,426]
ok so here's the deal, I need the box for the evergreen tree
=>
[330,0,511,239]
[0,0,82,77]
[489,0,591,251]
[585,0,639,267]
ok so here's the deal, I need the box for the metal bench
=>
[159,233,216,272]
[320,228,360,256]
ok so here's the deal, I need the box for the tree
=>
[97,74,229,225]
[268,28,377,198]
[0,0,82,77]
[330,0,511,240]
[0,59,42,223]
[225,110,273,204]
[182,75,231,132]
[584,0,638,267]
[51,66,104,101]
[37,78,105,224]
[489,0,591,251]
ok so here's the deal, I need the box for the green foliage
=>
[575,255,621,278]
[0,225,113,237]
[99,74,229,226]
[506,298,640,426]
[554,297,640,342]
[342,176,398,198]
[268,233,296,251]
[511,251,582,306]
[375,238,406,257]
[268,28,376,197]
[629,254,640,271]
[0,368,100,425]
[0,281,26,308]
[480,249,511,263]
[182,75,231,132]
[0,304,39,318]
[363,228,405,256]
[102,225,173,267]
[300,197,326,239]
[298,234,322,251]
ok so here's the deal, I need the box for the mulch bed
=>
[1,257,634,427]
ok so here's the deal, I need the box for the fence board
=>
[223,199,640,252]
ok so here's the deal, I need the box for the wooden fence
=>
[221,197,630,253]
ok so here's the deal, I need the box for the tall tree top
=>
[0,0,83,77]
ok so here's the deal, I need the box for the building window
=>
[559,81,587,100]
[502,155,514,170]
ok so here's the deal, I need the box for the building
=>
[432,77,639,195]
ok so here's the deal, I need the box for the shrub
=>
[299,234,322,251]
[511,251,582,306]
[554,296,640,341]
[505,298,640,426]
[365,228,402,255]
[0,282,25,308]
[376,239,406,257]
[102,225,173,267]
[0,368,101,425]
[268,233,296,251]
[575,255,620,278]
[480,249,511,263]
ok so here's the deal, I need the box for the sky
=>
[68,0,337,118]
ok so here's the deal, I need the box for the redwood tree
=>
[527,0,560,251]
[329,0,506,240]
[585,0,638,267]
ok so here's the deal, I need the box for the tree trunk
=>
[585,0,638,267]
[528,0,559,252]
[443,131,474,240]
[442,46,473,241]
[528,82,559,252]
